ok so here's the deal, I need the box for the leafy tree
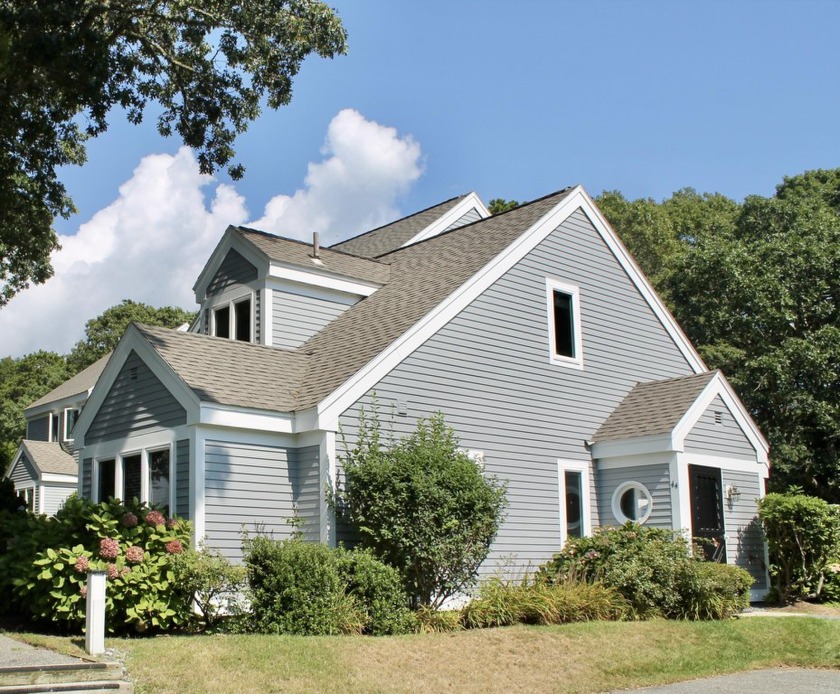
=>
[0,0,348,305]
[488,198,519,215]
[67,299,196,371]
[338,410,507,608]
[0,351,71,470]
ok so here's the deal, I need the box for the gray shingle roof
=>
[135,324,308,412]
[330,195,468,258]
[592,371,718,442]
[236,228,391,285]
[20,440,77,476]
[27,354,111,410]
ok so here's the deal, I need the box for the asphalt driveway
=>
[607,668,840,693]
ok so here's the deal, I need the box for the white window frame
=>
[49,412,60,443]
[545,278,584,369]
[209,290,255,343]
[611,480,654,524]
[20,486,35,512]
[557,459,591,546]
[94,443,174,512]
[62,408,78,442]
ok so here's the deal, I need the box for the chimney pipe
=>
[312,231,320,258]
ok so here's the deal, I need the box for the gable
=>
[85,350,187,445]
[207,248,258,296]
[684,395,756,460]
[9,450,38,485]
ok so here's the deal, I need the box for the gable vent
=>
[130,366,139,382]
[714,411,723,425]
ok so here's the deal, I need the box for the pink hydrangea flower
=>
[145,510,166,527]
[121,567,131,577]
[125,545,145,564]
[166,518,179,530]
[99,537,120,560]
[73,556,89,574]
[80,585,88,598]
[165,539,183,555]
[122,512,138,528]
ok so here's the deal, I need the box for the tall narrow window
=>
[214,305,230,339]
[546,278,583,367]
[98,459,115,501]
[564,471,583,539]
[553,291,575,358]
[234,298,252,342]
[123,454,142,501]
[149,449,171,515]
[50,413,60,442]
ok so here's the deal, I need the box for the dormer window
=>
[212,294,253,343]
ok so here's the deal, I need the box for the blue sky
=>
[4,0,839,356]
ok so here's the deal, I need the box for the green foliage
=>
[67,300,197,371]
[338,409,507,608]
[461,576,626,629]
[243,535,414,636]
[7,496,192,633]
[488,198,519,215]
[170,544,247,631]
[758,492,840,603]
[0,0,347,305]
[414,606,461,633]
[539,523,752,620]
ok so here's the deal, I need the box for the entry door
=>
[688,465,726,562]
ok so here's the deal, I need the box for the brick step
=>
[0,663,125,688]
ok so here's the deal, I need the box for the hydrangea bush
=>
[12,496,193,633]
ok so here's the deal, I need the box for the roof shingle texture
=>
[27,354,111,410]
[592,371,718,442]
[135,324,308,412]
[330,195,467,258]
[21,440,77,476]
[236,228,390,285]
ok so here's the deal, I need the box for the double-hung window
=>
[212,294,253,343]
[545,278,583,368]
[95,446,173,514]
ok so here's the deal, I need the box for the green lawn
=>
[14,618,840,694]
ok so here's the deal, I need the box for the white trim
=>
[208,289,256,343]
[262,287,273,347]
[191,426,206,548]
[48,412,59,443]
[193,226,269,301]
[320,431,337,546]
[683,452,769,478]
[545,277,584,369]
[317,187,707,429]
[62,407,78,442]
[25,392,90,418]
[268,264,381,297]
[41,473,77,484]
[611,481,654,524]
[673,453,693,532]
[198,404,295,433]
[590,434,675,460]
[596,450,675,469]
[557,459,592,546]
[400,192,491,248]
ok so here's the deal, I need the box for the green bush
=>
[8,496,192,633]
[170,544,247,631]
[822,560,840,604]
[414,606,461,633]
[461,577,626,629]
[758,493,840,604]
[539,523,752,620]
[0,508,54,617]
[243,535,414,636]
[338,409,507,608]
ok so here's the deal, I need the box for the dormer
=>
[192,227,390,349]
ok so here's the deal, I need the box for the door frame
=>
[688,464,727,562]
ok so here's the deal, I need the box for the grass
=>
[10,618,840,694]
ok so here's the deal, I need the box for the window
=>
[212,294,253,343]
[19,487,35,512]
[123,453,142,501]
[149,449,171,515]
[545,278,583,368]
[50,413,60,442]
[63,408,79,441]
[98,459,116,501]
[96,446,174,510]
[557,460,590,544]
[612,481,653,524]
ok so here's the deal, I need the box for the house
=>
[5,356,109,514]
[61,186,769,599]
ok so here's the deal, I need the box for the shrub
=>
[414,606,461,633]
[758,492,840,604]
[673,561,752,620]
[338,409,507,608]
[461,577,626,629]
[10,496,193,633]
[170,544,247,631]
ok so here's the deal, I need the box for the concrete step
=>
[0,662,127,688]
[0,680,132,694]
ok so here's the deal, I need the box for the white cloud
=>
[0,110,424,358]
[250,108,423,243]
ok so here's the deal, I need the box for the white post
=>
[85,570,106,655]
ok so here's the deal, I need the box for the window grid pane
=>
[149,449,170,515]
[98,459,115,501]
[123,454,142,502]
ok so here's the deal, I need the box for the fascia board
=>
[41,473,77,484]
[73,326,200,447]
[198,403,295,434]
[401,192,491,248]
[25,392,89,418]
[590,434,676,460]
[267,263,381,296]
[315,187,592,427]
[193,227,269,301]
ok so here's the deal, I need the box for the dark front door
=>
[688,465,726,562]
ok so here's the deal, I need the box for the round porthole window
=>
[611,481,653,524]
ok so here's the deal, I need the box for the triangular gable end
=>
[314,185,707,429]
[398,192,490,249]
[6,446,38,481]
[193,226,269,302]
[74,326,199,449]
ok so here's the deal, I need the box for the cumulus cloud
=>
[0,110,424,357]
[250,108,423,243]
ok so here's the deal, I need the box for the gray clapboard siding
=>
[597,464,672,529]
[176,439,190,519]
[85,351,186,444]
[81,458,93,499]
[339,208,695,576]
[42,484,76,516]
[685,396,755,460]
[442,207,482,232]
[206,249,257,296]
[272,290,352,349]
[10,452,37,487]
[722,469,767,589]
[289,446,321,542]
[204,441,297,561]
[27,416,49,441]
